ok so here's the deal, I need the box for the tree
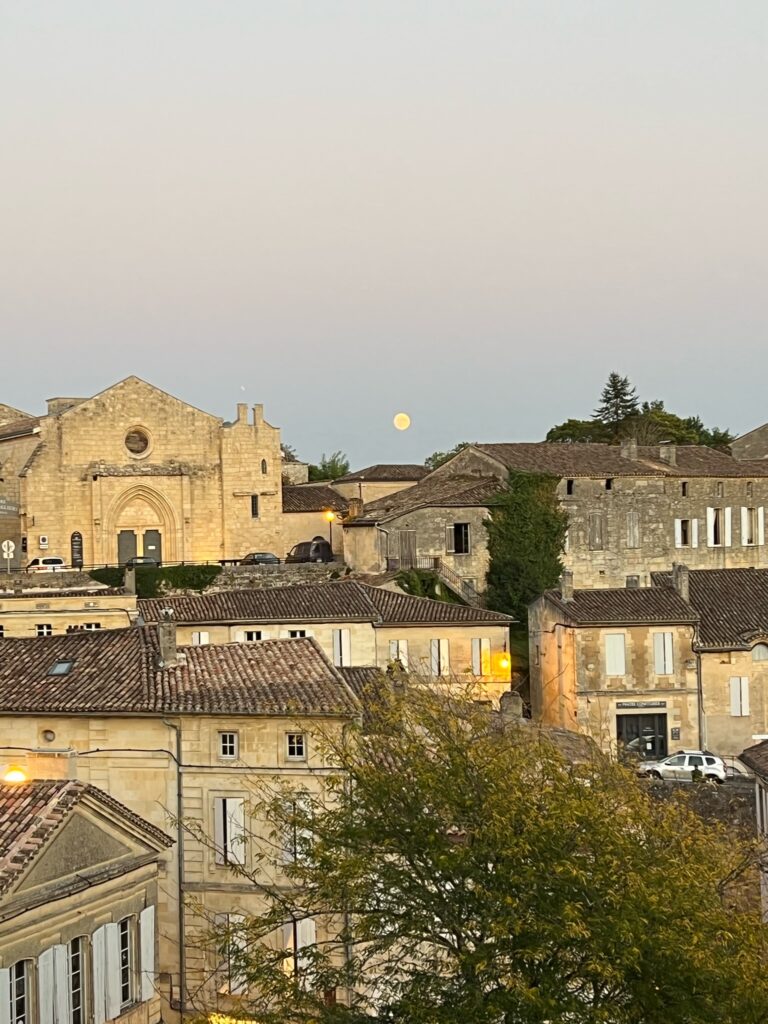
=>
[592,372,639,435]
[424,442,471,471]
[308,451,351,481]
[281,443,299,463]
[545,418,610,444]
[484,470,568,622]
[199,686,768,1024]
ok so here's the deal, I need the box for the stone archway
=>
[106,485,179,565]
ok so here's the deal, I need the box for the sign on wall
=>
[0,497,20,517]
[71,531,84,569]
[616,700,667,709]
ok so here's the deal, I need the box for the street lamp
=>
[3,765,27,783]
[324,510,336,549]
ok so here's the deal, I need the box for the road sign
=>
[1,540,14,558]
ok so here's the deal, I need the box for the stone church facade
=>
[0,377,283,568]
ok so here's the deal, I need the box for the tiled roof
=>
[338,667,389,732]
[475,442,768,479]
[541,586,698,626]
[349,475,502,524]
[335,464,428,483]
[652,568,768,650]
[139,581,514,627]
[0,629,360,717]
[740,739,768,780]
[0,779,171,894]
[282,484,348,513]
[0,416,41,443]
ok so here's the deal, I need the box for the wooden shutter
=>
[0,968,10,1024]
[227,798,246,865]
[297,917,317,974]
[730,677,742,717]
[759,508,766,546]
[38,948,55,1024]
[214,798,225,864]
[740,677,750,717]
[104,923,121,1020]
[389,640,399,661]
[741,507,749,545]
[53,944,69,1024]
[691,518,699,548]
[653,632,673,674]
[724,507,732,547]
[706,508,715,546]
[332,630,342,666]
[92,926,107,1024]
[605,634,625,676]
[445,526,455,554]
[471,639,481,675]
[430,639,440,676]
[140,906,156,1002]
[332,629,350,667]
[439,639,450,676]
[674,519,682,548]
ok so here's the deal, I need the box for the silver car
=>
[640,750,726,784]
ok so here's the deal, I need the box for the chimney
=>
[157,609,177,667]
[620,438,638,461]
[347,497,364,519]
[123,565,136,595]
[236,403,248,424]
[672,563,690,603]
[46,397,85,417]
[560,570,574,602]
[499,690,524,725]
[625,575,640,589]
[659,443,677,466]
[252,404,264,429]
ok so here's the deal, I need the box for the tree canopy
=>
[424,442,472,471]
[199,686,768,1024]
[592,371,639,434]
[308,451,351,481]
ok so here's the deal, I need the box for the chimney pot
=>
[236,403,248,424]
[158,609,177,667]
[620,438,638,461]
[124,565,136,595]
[560,570,574,602]
[659,443,677,466]
[672,562,690,603]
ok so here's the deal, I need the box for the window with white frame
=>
[286,733,306,760]
[244,630,262,642]
[288,630,307,639]
[430,638,450,677]
[332,628,351,667]
[388,639,408,668]
[191,630,210,645]
[4,960,31,1024]
[446,523,471,555]
[730,676,750,717]
[604,634,626,676]
[118,917,134,1008]
[707,507,731,547]
[752,644,768,662]
[674,517,698,548]
[89,909,154,1019]
[219,731,239,759]
[0,625,4,638]
[471,638,491,676]
[216,912,247,995]
[741,506,762,546]
[653,632,674,675]
[214,797,246,865]
[36,623,53,637]
[282,917,317,978]
[69,936,86,1024]
[83,622,102,630]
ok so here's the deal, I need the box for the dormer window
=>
[49,660,74,676]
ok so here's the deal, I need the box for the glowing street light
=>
[3,765,27,784]
[324,510,336,548]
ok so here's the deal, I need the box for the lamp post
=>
[324,510,336,551]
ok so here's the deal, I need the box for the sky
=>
[1,1,766,468]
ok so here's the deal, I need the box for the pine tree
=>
[593,372,639,435]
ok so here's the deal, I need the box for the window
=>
[83,622,101,630]
[48,659,74,676]
[747,481,754,499]
[250,495,259,518]
[118,918,133,1007]
[752,644,768,662]
[742,507,758,546]
[674,518,697,548]
[667,755,685,766]
[36,623,53,637]
[214,797,246,865]
[446,523,471,555]
[430,638,450,677]
[288,629,306,639]
[261,459,268,474]
[388,639,408,668]
[681,481,688,497]
[244,629,262,641]
[588,513,604,550]
[8,961,30,1024]
[216,912,247,995]
[716,482,724,498]
[707,507,730,547]
[332,628,351,667]
[625,510,640,549]
[605,478,613,491]
[191,630,210,645]
[282,917,317,979]
[653,632,674,675]
[687,754,704,768]
[471,638,491,676]
[125,428,150,456]
[0,625,4,638]
[219,732,238,759]
[729,676,750,717]
[287,733,306,759]
[605,634,626,676]
[69,937,85,1024]
[566,479,574,495]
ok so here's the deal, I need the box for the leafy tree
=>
[424,441,471,471]
[198,686,768,1024]
[592,372,639,436]
[281,443,299,463]
[308,451,351,481]
[545,418,610,444]
[485,470,568,622]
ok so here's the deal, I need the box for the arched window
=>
[752,643,768,662]
[261,459,268,474]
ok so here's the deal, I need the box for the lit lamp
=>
[499,652,511,674]
[3,765,27,784]
[324,510,335,548]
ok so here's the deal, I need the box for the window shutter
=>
[332,630,342,666]
[674,519,682,548]
[741,507,749,545]
[104,923,121,1020]
[92,926,107,1024]
[481,638,491,675]
[0,969,10,1024]
[664,633,673,674]
[341,629,351,666]
[471,639,481,675]
[430,639,440,676]
[439,639,450,676]
[445,526,455,554]
[227,798,246,865]
[724,507,732,547]
[53,944,69,1024]
[605,634,626,676]
[741,677,750,717]
[297,917,317,974]
[759,507,766,546]
[730,677,742,717]
[691,518,699,548]
[229,913,247,995]
[214,798,225,863]
[388,640,399,661]
[706,507,715,546]
[140,906,156,1002]
[38,948,55,1024]
[653,633,665,675]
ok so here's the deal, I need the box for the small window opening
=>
[566,479,574,495]
[681,481,688,497]
[605,478,613,491]
[287,733,306,759]
[49,660,74,677]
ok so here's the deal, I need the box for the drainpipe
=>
[163,718,186,1016]
[695,652,707,751]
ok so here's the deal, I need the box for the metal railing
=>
[386,555,483,606]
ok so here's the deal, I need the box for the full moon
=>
[393,412,411,431]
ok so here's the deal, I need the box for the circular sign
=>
[1,540,15,558]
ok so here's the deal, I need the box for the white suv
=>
[27,556,67,572]
[640,750,726,784]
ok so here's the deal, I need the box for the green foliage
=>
[308,450,351,481]
[395,568,462,603]
[593,371,639,434]
[281,442,299,463]
[424,441,471,471]
[545,418,610,443]
[201,687,768,1024]
[485,470,567,622]
[88,563,221,597]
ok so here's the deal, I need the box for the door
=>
[142,529,162,564]
[616,713,668,761]
[398,530,417,569]
[117,530,137,565]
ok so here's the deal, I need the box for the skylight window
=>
[48,660,74,677]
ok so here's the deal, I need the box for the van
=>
[27,556,67,572]
[285,537,334,564]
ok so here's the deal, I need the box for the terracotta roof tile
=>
[652,568,768,650]
[282,485,349,513]
[541,587,698,625]
[335,464,428,483]
[350,475,502,524]
[0,416,41,443]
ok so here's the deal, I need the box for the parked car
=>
[27,556,67,572]
[240,551,280,565]
[285,537,334,564]
[125,556,160,568]
[639,750,726,784]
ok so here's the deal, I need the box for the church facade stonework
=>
[0,377,283,567]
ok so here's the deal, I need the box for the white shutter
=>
[341,628,351,666]
[140,906,156,1002]
[605,634,626,676]
[297,917,317,974]
[741,507,749,546]
[706,508,715,546]
[38,948,55,1024]
[53,945,70,1024]
[653,633,665,675]
[92,926,107,1024]
[481,638,491,675]
[430,639,440,676]
[332,630,342,666]
[730,677,742,717]
[439,639,450,676]
[691,518,699,548]
[0,969,10,1024]
[445,526,455,554]
[741,677,750,717]
[214,798,225,864]
[227,798,246,865]
[674,519,682,548]
[724,507,732,547]
[759,507,765,546]
[104,923,121,1021]
[664,633,673,674]
[234,630,245,642]
[471,639,481,675]
[388,640,399,661]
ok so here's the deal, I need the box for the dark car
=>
[125,556,160,568]
[285,537,334,563]
[240,551,280,565]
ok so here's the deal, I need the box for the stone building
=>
[0,376,283,570]
[0,625,359,1020]
[731,423,768,461]
[0,778,171,1024]
[281,484,348,558]
[0,587,137,638]
[332,463,428,504]
[344,441,768,591]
